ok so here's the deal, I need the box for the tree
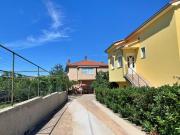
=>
[50,64,72,91]
[92,71,110,89]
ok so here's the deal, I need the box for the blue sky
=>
[0,0,169,73]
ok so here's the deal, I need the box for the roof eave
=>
[105,40,125,53]
[125,3,173,40]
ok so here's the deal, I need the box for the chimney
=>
[85,56,87,61]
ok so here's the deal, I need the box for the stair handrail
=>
[127,68,149,87]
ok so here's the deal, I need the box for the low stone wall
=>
[0,91,67,135]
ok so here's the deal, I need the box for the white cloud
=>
[26,30,68,44]
[6,0,68,50]
[7,30,68,49]
[45,0,63,29]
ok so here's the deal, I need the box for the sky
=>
[0,0,169,73]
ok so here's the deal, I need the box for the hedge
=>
[95,85,180,135]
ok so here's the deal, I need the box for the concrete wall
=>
[0,92,67,135]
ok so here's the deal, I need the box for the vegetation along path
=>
[35,95,146,135]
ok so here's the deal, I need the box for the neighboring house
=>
[66,58,108,93]
[106,0,180,88]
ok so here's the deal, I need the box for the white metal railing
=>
[126,68,149,87]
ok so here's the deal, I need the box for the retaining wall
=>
[0,91,67,135]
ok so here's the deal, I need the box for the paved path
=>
[35,95,146,135]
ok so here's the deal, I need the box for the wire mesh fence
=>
[0,44,66,109]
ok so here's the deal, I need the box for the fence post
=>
[11,53,15,105]
[38,67,40,96]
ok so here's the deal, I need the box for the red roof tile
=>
[67,60,108,68]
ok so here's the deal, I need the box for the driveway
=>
[35,95,146,135]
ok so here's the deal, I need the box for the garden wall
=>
[0,91,67,135]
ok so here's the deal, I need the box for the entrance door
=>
[127,55,136,74]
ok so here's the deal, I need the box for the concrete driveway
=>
[35,95,146,135]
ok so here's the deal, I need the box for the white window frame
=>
[141,47,146,59]
[117,55,123,68]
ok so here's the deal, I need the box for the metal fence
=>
[0,44,62,108]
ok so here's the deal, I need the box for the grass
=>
[0,103,12,109]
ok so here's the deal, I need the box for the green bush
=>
[95,85,180,135]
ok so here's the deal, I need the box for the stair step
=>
[125,73,148,87]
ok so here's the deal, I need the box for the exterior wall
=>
[108,49,126,82]
[78,68,96,80]
[68,68,78,81]
[175,5,180,58]
[135,8,180,87]
[0,92,67,135]
[97,68,108,72]
[117,82,129,88]
[122,48,138,74]
[107,4,180,88]
[68,67,108,81]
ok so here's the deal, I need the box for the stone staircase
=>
[125,69,149,87]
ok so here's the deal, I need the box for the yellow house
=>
[106,0,180,88]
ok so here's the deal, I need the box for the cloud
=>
[7,30,68,49]
[6,0,68,50]
[45,0,63,29]
[26,30,68,44]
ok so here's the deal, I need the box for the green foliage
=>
[91,71,110,89]
[50,64,73,91]
[95,85,180,135]
[0,64,73,104]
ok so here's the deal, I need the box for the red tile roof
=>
[171,0,180,4]
[67,60,108,68]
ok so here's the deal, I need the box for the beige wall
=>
[0,92,67,135]
[68,67,108,81]
[68,68,78,81]
[77,68,96,80]
[135,7,180,87]
[97,68,108,72]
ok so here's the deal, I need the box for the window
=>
[110,56,115,69]
[141,47,146,59]
[82,68,94,75]
[117,55,123,67]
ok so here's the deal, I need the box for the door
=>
[127,55,136,74]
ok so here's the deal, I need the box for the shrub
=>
[95,85,180,135]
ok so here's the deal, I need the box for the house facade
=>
[106,0,180,88]
[66,58,108,93]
